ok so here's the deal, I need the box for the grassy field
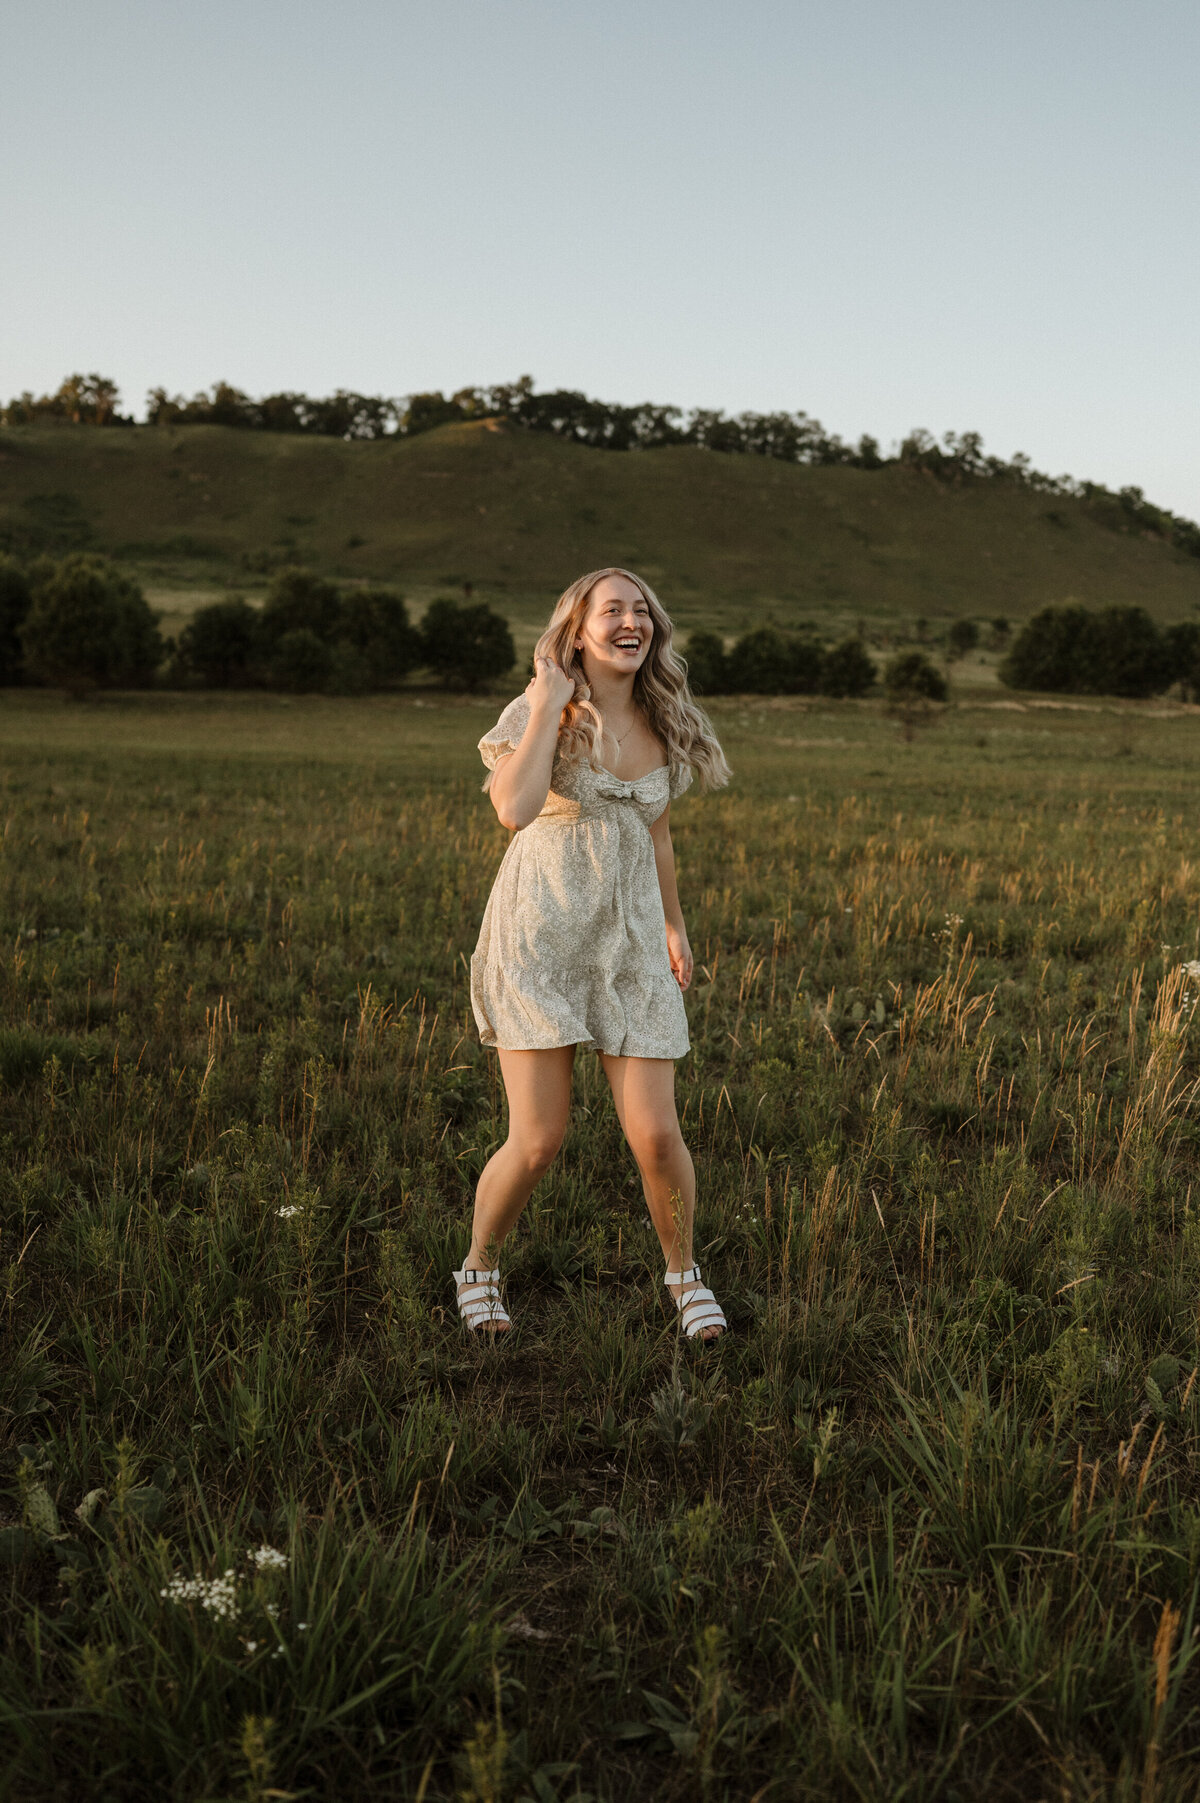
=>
[3,421,1200,642]
[2,687,1200,1801]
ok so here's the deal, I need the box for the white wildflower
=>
[161,1570,239,1621]
[250,1544,288,1571]
[275,1204,303,1219]
[1181,960,1200,981]
[244,1640,259,1654]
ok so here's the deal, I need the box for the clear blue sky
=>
[4,0,1198,515]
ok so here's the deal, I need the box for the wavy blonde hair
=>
[534,567,731,792]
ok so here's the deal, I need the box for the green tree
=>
[271,628,330,692]
[1000,605,1096,692]
[999,603,1166,697]
[784,631,826,694]
[399,392,466,436]
[1090,606,1167,697]
[682,630,728,695]
[176,598,261,687]
[820,636,876,697]
[946,619,980,660]
[53,373,121,425]
[884,650,948,703]
[1164,621,1200,701]
[0,558,33,684]
[724,627,791,693]
[20,556,162,692]
[259,568,341,647]
[724,627,824,695]
[335,588,421,681]
[420,599,515,690]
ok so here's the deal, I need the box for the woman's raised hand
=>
[526,654,575,716]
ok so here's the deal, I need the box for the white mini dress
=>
[470,693,693,1059]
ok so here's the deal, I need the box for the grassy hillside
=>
[2,419,1199,638]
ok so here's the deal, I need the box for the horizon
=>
[3,1,1198,518]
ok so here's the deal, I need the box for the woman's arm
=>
[649,806,693,990]
[487,656,574,830]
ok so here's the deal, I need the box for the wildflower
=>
[250,1545,288,1571]
[297,1621,310,1631]
[244,1640,259,1654]
[275,1204,303,1219]
[1182,960,1200,981]
[160,1570,239,1621]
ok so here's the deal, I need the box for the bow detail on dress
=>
[593,766,671,804]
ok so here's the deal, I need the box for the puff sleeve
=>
[668,761,694,802]
[478,694,532,773]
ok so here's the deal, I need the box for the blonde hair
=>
[534,567,731,792]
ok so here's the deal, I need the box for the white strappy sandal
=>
[664,1264,727,1342]
[451,1266,511,1335]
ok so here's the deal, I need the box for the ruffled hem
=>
[470,957,689,1059]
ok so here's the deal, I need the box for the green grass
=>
[3,420,1200,644]
[2,689,1200,1799]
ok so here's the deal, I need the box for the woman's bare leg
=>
[600,1054,723,1340]
[465,1044,576,1282]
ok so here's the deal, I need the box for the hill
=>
[2,419,1198,639]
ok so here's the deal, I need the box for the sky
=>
[3,0,1198,516]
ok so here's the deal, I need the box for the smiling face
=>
[574,574,654,680]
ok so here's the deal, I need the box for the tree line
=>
[684,610,1200,702]
[3,555,1198,702]
[5,373,1198,561]
[0,558,516,696]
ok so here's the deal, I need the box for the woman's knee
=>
[628,1121,683,1172]
[512,1127,565,1177]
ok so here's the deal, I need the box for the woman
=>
[456,567,732,1342]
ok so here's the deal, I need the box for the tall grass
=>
[1,691,1198,1799]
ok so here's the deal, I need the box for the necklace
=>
[605,712,638,748]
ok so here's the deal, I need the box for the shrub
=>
[723,627,786,693]
[259,568,341,647]
[784,631,826,694]
[1164,621,1200,701]
[1000,604,1091,692]
[1089,606,1167,697]
[335,588,421,681]
[271,627,330,692]
[683,630,728,695]
[820,636,876,698]
[884,650,948,702]
[420,599,515,690]
[20,555,162,691]
[947,619,980,660]
[1000,603,1167,697]
[0,557,33,685]
[324,641,373,695]
[176,598,261,687]
[724,627,824,694]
